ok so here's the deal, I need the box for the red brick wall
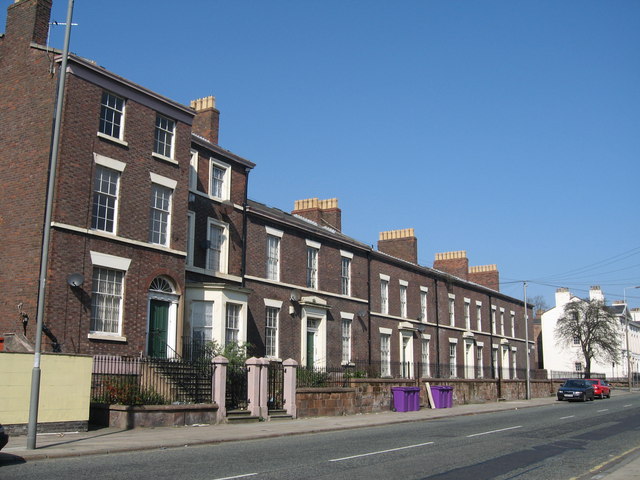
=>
[0,0,57,336]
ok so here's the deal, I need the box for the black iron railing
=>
[91,354,212,405]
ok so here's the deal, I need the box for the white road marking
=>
[466,425,522,438]
[559,415,575,420]
[329,441,435,462]
[212,474,258,480]
[623,404,632,408]
[597,409,609,412]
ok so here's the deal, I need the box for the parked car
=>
[0,424,8,451]
[557,379,595,402]
[586,379,611,399]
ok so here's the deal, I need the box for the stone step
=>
[226,410,260,423]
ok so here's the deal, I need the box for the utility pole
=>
[524,282,531,400]
[27,0,75,450]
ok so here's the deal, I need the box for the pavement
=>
[2,392,639,479]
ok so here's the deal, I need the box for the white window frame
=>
[153,114,176,160]
[449,340,458,378]
[476,343,484,378]
[491,306,497,334]
[476,301,483,332]
[186,211,195,267]
[191,300,214,344]
[91,165,121,234]
[380,328,392,377]
[265,305,280,358]
[500,308,505,336]
[448,294,456,327]
[341,312,353,365]
[266,235,281,281]
[189,149,198,191]
[225,303,242,345]
[209,158,231,201]
[464,298,471,330]
[206,218,229,274]
[399,280,408,318]
[341,256,352,296]
[380,274,390,315]
[149,182,173,247]
[306,240,320,289]
[99,91,125,141]
[420,287,428,323]
[510,311,516,337]
[421,335,431,378]
[88,251,131,340]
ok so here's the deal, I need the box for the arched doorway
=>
[147,276,179,358]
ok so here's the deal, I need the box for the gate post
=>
[246,357,267,418]
[212,355,229,423]
[258,357,269,418]
[283,358,298,418]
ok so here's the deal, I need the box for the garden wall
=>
[296,378,560,417]
[1,352,92,434]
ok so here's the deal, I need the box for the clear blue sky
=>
[3,0,639,310]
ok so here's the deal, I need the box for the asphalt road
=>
[3,395,639,480]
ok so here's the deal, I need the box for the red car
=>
[586,379,611,399]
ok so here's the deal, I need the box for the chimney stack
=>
[555,287,571,307]
[292,198,341,232]
[190,96,220,145]
[589,286,604,303]
[468,264,500,291]
[4,0,52,47]
[433,251,469,280]
[378,228,418,264]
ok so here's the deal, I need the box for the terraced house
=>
[0,0,533,383]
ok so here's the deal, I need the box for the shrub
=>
[93,375,167,405]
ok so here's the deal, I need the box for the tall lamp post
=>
[27,0,75,450]
[523,282,530,400]
[623,286,639,393]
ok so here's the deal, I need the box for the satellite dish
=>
[290,289,301,302]
[67,273,84,288]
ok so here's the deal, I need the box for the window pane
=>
[208,224,224,271]
[90,267,123,334]
[267,235,280,280]
[225,304,241,345]
[92,166,119,232]
[149,184,172,245]
[265,307,279,357]
[154,115,175,158]
[99,92,124,138]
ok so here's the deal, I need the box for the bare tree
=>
[530,295,549,316]
[555,299,620,377]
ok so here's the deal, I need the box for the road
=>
[3,395,639,480]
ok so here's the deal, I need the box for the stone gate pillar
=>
[283,358,298,418]
[212,355,228,423]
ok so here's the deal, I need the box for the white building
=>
[541,286,637,379]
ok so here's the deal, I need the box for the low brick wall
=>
[296,379,415,417]
[90,403,219,429]
[296,378,561,417]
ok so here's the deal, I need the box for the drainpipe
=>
[434,279,440,378]
[366,250,372,367]
[240,168,250,288]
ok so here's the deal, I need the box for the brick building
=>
[1,0,533,380]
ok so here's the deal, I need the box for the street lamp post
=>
[524,282,531,400]
[623,286,639,393]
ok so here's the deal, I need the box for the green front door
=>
[306,330,315,369]
[148,299,169,358]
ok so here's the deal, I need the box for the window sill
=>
[152,152,179,165]
[97,132,128,147]
[88,333,127,342]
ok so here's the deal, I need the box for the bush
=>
[297,368,330,387]
[93,375,167,405]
